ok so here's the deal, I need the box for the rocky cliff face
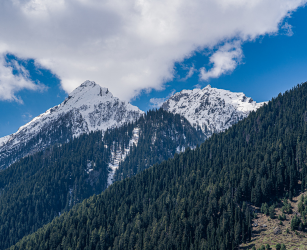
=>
[162,85,266,138]
[0,80,144,170]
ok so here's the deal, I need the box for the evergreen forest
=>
[0,109,201,249]
[0,131,109,249]
[8,82,307,249]
[0,111,77,170]
[114,109,205,181]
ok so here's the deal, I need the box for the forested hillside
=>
[113,109,205,181]
[0,131,111,250]
[0,109,202,249]
[0,114,75,170]
[9,82,307,250]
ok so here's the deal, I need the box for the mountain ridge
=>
[0,80,144,169]
[0,82,265,170]
[162,84,266,137]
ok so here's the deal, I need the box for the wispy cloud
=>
[200,41,243,81]
[150,89,176,109]
[0,55,46,103]
[179,64,196,81]
[22,112,33,122]
[282,22,294,36]
[194,84,202,89]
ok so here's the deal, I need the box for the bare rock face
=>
[0,81,144,170]
[162,85,266,138]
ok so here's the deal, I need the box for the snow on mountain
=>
[107,127,140,186]
[162,85,266,137]
[0,80,144,170]
[0,135,11,148]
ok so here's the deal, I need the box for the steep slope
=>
[110,109,205,183]
[0,131,110,250]
[162,85,265,137]
[241,191,307,249]
[0,109,203,249]
[10,82,307,250]
[0,80,143,170]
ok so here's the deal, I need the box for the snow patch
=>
[0,135,11,147]
[85,160,94,174]
[107,127,140,186]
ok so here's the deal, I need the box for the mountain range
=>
[6,81,307,250]
[0,80,264,170]
[1,80,307,250]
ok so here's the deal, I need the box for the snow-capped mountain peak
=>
[0,80,144,169]
[66,80,113,106]
[162,85,266,137]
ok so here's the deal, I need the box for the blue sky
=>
[0,2,307,138]
[133,5,307,111]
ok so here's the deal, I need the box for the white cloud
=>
[150,89,176,108]
[200,41,243,81]
[0,0,305,101]
[282,22,294,36]
[179,64,196,81]
[0,55,45,103]
[149,98,167,109]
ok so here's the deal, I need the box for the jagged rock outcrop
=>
[162,85,266,138]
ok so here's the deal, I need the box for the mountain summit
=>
[0,80,144,169]
[162,85,266,137]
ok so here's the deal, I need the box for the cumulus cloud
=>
[0,55,45,103]
[200,41,243,81]
[0,0,306,101]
